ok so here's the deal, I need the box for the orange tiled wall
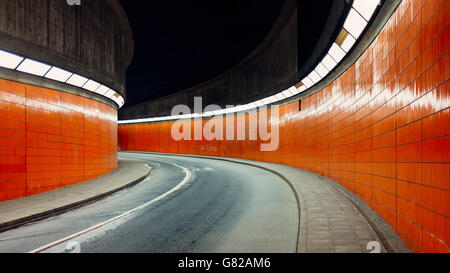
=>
[118,0,449,252]
[0,78,118,202]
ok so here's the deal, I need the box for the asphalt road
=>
[0,152,299,253]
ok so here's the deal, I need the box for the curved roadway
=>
[0,152,299,253]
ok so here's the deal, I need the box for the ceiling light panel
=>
[352,0,379,21]
[344,8,368,38]
[328,43,346,63]
[321,54,338,71]
[298,85,307,92]
[66,74,89,87]
[95,85,110,95]
[301,77,314,88]
[16,59,51,76]
[315,62,329,78]
[0,50,24,69]
[83,79,101,92]
[340,34,356,52]
[45,66,73,82]
[308,70,322,83]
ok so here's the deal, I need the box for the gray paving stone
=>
[0,160,151,230]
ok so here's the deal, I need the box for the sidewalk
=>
[137,152,411,253]
[210,157,411,253]
[0,160,151,231]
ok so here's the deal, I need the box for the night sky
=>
[119,0,286,107]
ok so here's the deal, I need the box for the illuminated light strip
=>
[343,8,368,38]
[17,59,51,77]
[0,48,125,108]
[45,67,73,82]
[83,79,101,92]
[0,49,24,69]
[119,1,379,124]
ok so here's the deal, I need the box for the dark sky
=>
[119,0,286,107]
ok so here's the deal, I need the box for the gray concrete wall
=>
[0,0,133,97]
[119,0,298,119]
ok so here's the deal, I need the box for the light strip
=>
[340,34,356,52]
[322,54,338,71]
[0,49,24,69]
[66,74,89,87]
[315,62,329,78]
[95,85,110,95]
[328,43,346,63]
[308,70,322,83]
[44,66,73,82]
[343,8,367,38]
[302,77,314,88]
[0,48,126,108]
[17,59,51,77]
[352,0,379,21]
[83,79,101,92]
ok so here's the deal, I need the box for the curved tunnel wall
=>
[0,0,132,202]
[118,0,449,252]
[0,78,118,201]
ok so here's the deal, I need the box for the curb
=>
[319,175,412,253]
[0,161,151,233]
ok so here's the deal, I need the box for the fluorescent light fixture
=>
[340,34,356,52]
[0,49,24,69]
[234,105,245,112]
[117,97,125,107]
[83,79,101,92]
[0,48,127,107]
[95,85,110,95]
[275,93,286,101]
[308,70,322,83]
[222,108,233,114]
[282,89,294,97]
[104,89,116,98]
[268,95,279,103]
[16,58,51,76]
[322,54,338,71]
[344,8,367,38]
[44,66,72,82]
[301,77,314,88]
[66,74,88,87]
[255,100,265,107]
[289,86,300,95]
[247,102,257,109]
[352,0,378,21]
[298,85,307,92]
[328,43,346,63]
[262,98,272,105]
[242,104,253,110]
[315,62,329,78]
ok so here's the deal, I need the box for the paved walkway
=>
[212,158,388,253]
[0,160,151,231]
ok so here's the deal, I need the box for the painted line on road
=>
[28,161,192,253]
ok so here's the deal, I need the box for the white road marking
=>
[28,161,192,253]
